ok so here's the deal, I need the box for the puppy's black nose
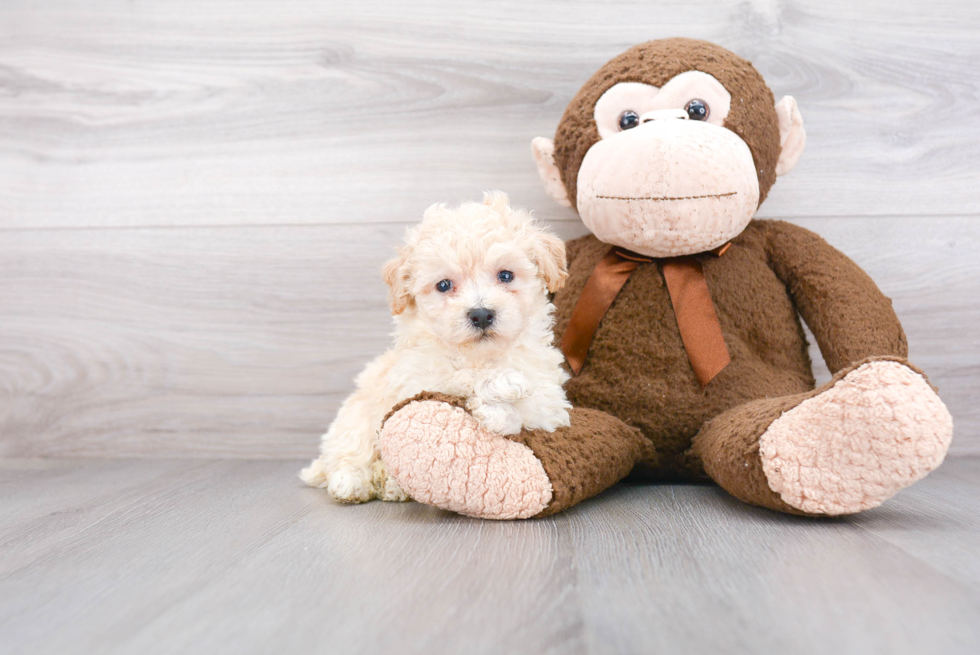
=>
[467,307,495,330]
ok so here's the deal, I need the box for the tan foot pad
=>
[759,361,953,515]
[379,400,553,520]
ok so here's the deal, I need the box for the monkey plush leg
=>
[378,392,646,519]
[693,357,953,516]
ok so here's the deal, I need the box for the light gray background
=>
[1,2,978,654]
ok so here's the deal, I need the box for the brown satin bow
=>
[560,244,732,388]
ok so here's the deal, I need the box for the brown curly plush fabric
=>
[552,219,909,478]
[765,224,908,373]
[553,38,781,210]
[693,356,941,516]
[375,39,951,518]
[378,219,920,517]
[509,408,648,517]
[383,392,648,518]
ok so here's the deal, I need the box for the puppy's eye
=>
[435,279,453,293]
[685,99,709,121]
[618,110,640,131]
[497,270,514,283]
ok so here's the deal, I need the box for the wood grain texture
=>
[0,216,977,457]
[1,5,975,652]
[0,0,978,229]
[0,0,977,459]
[1,457,978,655]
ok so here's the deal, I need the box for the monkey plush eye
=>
[618,110,640,131]
[685,99,709,121]
[497,270,514,283]
[435,279,453,293]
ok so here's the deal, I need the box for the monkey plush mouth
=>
[596,191,738,202]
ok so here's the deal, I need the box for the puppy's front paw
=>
[326,466,374,504]
[534,407,571,433]
[470,401,523,436]
[475,369,531,404]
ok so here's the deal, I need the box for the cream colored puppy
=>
[300,192,572,503]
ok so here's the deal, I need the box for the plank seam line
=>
[1,213,979,233]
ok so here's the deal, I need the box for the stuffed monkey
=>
[379,38,953,519]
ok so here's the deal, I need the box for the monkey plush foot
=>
[694,357,954,516]
[758,360,953,515]
[379,395,553,520]
[379,392,647,519]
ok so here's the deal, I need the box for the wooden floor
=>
[1,457,978,655]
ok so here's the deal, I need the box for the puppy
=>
[300,191,572,503]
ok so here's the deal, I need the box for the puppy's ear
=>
[381,247,413,315]
[482,190,511,212]
[530,228,568,293]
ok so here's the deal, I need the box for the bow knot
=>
[560,245,731,388]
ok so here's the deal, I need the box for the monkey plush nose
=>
[641,108,689,123]
[468,308,496,330]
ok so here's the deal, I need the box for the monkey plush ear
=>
[531,137,572,208]
[381,248,413,315]
[775,96,806,176]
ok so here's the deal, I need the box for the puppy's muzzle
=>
[467,307,496,332]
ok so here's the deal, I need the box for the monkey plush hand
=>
[380,38,953,519]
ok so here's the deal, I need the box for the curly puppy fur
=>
[300,192,572,503]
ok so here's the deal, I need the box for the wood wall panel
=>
[0,0,976,457]
[0,0,978,229]
[1,217,976,457]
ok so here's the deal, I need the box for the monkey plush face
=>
[532,39,805,257]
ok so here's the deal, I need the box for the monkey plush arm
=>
[764,220,907,374]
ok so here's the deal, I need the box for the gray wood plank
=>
[0,0,978,229]
[0,459,199,543]
[1,216,977,458]
[848,461,980,587]
[568,478,980,655]
[1,457,978,655]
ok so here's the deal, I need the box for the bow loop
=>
[560,246,731,388]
